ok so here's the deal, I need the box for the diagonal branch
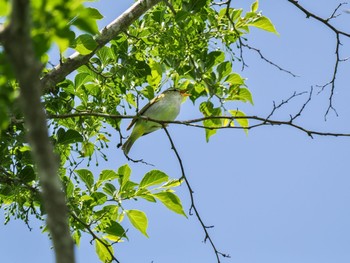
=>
[2,1,74,263]
[162,126,230,263]
[40,0,162,93]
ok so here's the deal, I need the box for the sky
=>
[1,1,350,263]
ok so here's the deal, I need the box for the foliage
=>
[0,0,277,261]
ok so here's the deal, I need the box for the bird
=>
[122,88,190,155]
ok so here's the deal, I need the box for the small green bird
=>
[122,88,189,155]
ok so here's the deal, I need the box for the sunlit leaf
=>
[81,142,94,157]
[74,34,98,55]
[229,110,249,134]
[139,170,169,188]
[247,16,279,34]
[95,238,113,263]
[126,210,149,237]
[76,169,94,190]
[153,192,187,217]
[251,0,259,12]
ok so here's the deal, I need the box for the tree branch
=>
[162,127,230,262]
[2,1,74,263]
[48,112,350,138]
[40,0,162,93]
[287,0,350,117]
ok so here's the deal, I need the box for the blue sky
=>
[1,1,350,263]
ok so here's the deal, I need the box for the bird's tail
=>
[122,131,141,155]
[122,137,134,155]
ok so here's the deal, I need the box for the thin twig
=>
[162,126,230,262]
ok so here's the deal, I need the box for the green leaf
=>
[225,73,245,85]
[251,0,259,12]
[19,166,36,183]
[217,61,232,81]
[139,194,157,202]
[74,34,97,55]
[97,46,113,66]
[83,7,104,20]
[147,60,162,87]
[98,170,119,182]
[200,101,222,142]
[247,16,279,34]
[103,183,116,196]
[81,142,94,157]
[91,192,107,206]
[72,230,81,247]
[153,192,187,217]
[104,221,127,238]
[76,169,94,190]
[95,238,114,263]
[139,170,169,188]
[118,164,131,188]
[205,51,225,71]
[161,179,183,188]
[228,87,254,104]
[74,72,93,89]
[126,210,149,237]
[57,129,83,145]
[229,110,249,134]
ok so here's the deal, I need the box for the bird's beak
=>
[179,90,191,97]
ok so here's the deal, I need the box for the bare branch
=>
[41,0,162,93]
[162,127,230,262]
[241,42,299,77]
[2,1,74,263]
[287,1,350,37]
[287,0,350,117]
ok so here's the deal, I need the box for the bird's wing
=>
[126,93,165,130]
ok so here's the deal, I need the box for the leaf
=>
[225,73,245,85]
[126,210,149,237]
[247,16,279,34]
[161,179,183,188]
[147,60,162,87]
[139,194,157,202]
[98,170,119,182]
[200,101,222,142]
[153,192,187,217]
[74,34,97,55]
[251,0,259,12]
[74,72,92,89]
[205,51,225,71]
[97,46,113,66]
[139,170,169,188]
[81,142,94,157]
[229,110,249,134]
[118,164,131,188]
[95,238,114,263]
[227,87,254,104]
[57,129,83,145]
[83,7,103,20]
[76,169,94,190]
[217,61,232,81]
[103,183,116,196]
[104,221,127,239]
[91,192,107,206]
[72,230,81,247]
[19,166,36,183]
